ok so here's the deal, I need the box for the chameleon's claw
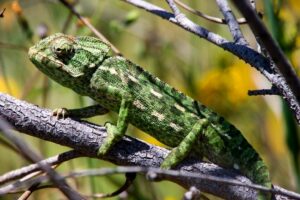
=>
[52,108,69,119]
[103,121,111,127]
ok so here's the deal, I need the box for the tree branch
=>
[58,0,121,55]
[232,0,300,105]
[0,150,82,185]
[215,0,248,45]
[0,117,84,199]
[120,0,300,125]
[0,93,298,199]
[174,0,248,24]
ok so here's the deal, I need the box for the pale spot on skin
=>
[169,122,182,132]
[150,89,163,98]
[191,113,198,118]
[174,104,185,112]
[119,73,129,84]
[99,66,108,71]
[222,133,231,140]
[133,100,146,110]
[109,68,118,75]
[89,63,96,68]
[233,163,240,170]
[99,66,118,75]
[151,111,165,121]
[128,75,139,83]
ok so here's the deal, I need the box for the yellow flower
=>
[164,197,177,200]
[196,60,255,114]
[288,0,300,15]
[0,76,20,97]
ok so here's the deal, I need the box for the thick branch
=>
[0,93,298,199]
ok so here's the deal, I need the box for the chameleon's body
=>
[29,33,271,198]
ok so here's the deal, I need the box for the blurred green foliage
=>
[0,0,299,199]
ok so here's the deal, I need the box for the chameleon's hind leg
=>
[161,119,209,169]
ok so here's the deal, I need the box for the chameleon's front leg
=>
[161,119,209,169]
[97,89,132,156]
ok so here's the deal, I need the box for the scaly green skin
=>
[29,33,271,199]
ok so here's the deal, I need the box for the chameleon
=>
[28,33,271,199]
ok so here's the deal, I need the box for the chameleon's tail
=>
[241,158,271,199]
[200,118,272,199]
[191,101,272,199]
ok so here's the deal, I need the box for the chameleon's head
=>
[28,33,110,94]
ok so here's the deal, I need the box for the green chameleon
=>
[29,33,271,199]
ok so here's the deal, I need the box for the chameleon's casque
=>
[29,33,271,199]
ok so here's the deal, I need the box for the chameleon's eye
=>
[55,47,62,54]
[52,41,75,59]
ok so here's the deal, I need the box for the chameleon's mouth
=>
[28,46,37,61]
[28,46,64,68]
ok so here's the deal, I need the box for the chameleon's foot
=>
[160,153,177,169]
[52,108,69,119]
[97,122,118,156]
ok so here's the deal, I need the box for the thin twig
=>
[62,11,74,34]
[0,117,84,200]
[248,87,280,96]
[165,0,181,16]
[68,166,300,200]
[232,0,300,108]
[7,184,56,195]
[174,0,247,24]
[0,42,28,51]
[12,166,300,200]
[58,0,121,55]
[0,8,6,18]
[18,183,40,200]
[4,164,300,200]
[0,150,82,185]
[215,0,248,45]
[85,173,135,198]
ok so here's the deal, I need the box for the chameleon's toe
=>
[104,122,118,133]
[97,143,110,156]
[52,108,69,119]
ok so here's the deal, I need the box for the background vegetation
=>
[0,0,299,199]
